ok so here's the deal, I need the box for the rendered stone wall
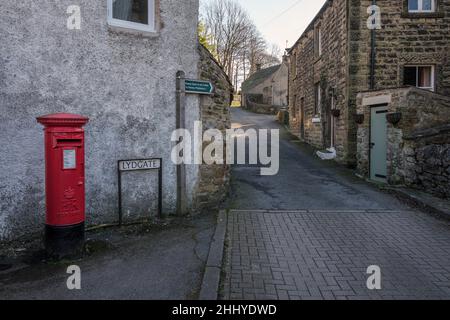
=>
[271,62,289,107]
[0,0,200,240]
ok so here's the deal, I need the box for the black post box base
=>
[45,223,85,260]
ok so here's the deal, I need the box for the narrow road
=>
[227,107,405,210]
[222,108,450,300]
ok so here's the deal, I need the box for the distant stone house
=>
[0,0,232,241]
[288,0,450,168]
[241,59,289,113]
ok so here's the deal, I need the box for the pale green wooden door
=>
[370,105,388,183]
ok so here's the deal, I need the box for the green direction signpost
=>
[175,72,215,217]
[185,79,214,95]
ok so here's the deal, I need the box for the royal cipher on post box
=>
[37,113,89,259]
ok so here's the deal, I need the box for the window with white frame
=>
[403,65,435,91]
[408,0,436,12]
[108,0,155,33]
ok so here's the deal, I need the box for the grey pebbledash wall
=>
[0,0,201,240]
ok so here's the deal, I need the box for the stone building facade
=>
[288,0,450,166]
[357,87,450,198]
[0,1,230,241]
[242,61,289,112]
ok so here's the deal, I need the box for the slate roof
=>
[241,65,281,92]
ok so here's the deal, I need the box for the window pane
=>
[404,67,417,86]
[113,0,148,25]
[408,0,419,11]
[418,66,432,88]
[422,0,433,10]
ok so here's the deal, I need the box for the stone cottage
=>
[241,58,289,114]
[0,0,232,241]
[288,0,450,167]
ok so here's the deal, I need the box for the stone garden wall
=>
[194,45,233,213]
[404,126,450,198]
[245,96,280,115]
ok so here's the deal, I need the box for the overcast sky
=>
[199,0,327,52]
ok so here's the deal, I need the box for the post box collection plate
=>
[63,149,77,169]
[117,158,163,225]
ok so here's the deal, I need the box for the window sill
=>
[401,12,444,18]
[107,24,159,38]
[417,86,435,92]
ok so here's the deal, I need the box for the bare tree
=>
[245,28,267,76]
[269,43,282,62]
[203,0,252,78]
[201,0,282,89]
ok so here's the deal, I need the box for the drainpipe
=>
[287,52,290,107]
[369,0,377,90]
[331,93,335,148]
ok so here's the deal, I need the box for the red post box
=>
[37,113,89,259]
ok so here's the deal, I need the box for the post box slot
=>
[56,139,82,147]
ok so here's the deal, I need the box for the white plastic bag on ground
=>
[316,147,337,160]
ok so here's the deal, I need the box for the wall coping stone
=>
[404,124,450,140]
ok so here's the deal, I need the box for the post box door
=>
[46,133,85,226]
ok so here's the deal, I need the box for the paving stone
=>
[221,210,450,300]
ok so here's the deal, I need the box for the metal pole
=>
[331,94,335,148]
[118,163,123,226]
[176,71,187,216]
[158,159,163,218]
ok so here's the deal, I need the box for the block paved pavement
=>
[222,108,450,300]
[221,210,450,300]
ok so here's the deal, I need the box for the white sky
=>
[199,0,327,52]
